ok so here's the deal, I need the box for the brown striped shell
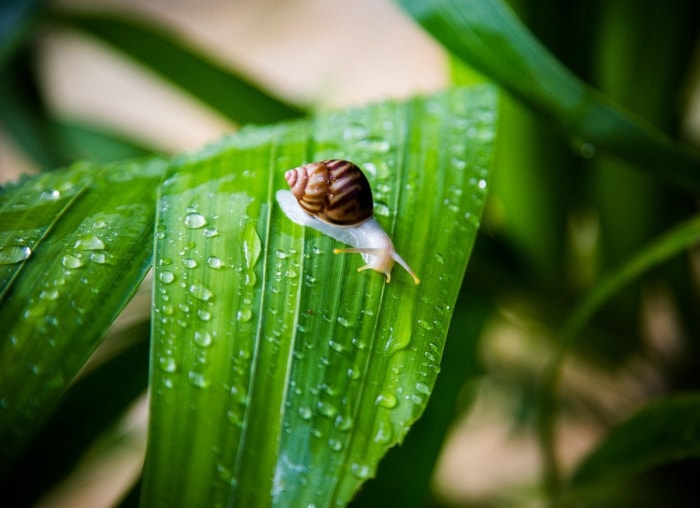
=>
[284,159,374,226]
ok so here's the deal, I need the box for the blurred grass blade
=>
[46,11,305,125]
[562,394,700,503]
[57,120,156,162]
[560,215,700,342]
[0,49,73,168]
[0,158,165,471]
[539,214,700,493]
[398,0,700,191]
[142,85,497,506]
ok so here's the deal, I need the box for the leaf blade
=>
[46,11,305,125]
[142,86,497,506]
[398,0,700,190]
[0,158,165,470]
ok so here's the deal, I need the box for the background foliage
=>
[1,0,700,506]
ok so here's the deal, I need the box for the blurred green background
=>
[2,0,700,506]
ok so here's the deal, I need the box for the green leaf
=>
[563,394,700,502]
[142,85,497,506]
[398,0,700,191]
[560,215,700,342]
[0,169,89,300]
[538,214,700,495]
[46,11,305,125]
[351,292,490,507]
[0,158,165,470]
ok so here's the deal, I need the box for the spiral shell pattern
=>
[284,159,374,226]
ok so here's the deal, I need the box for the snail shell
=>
[276,159,420,284]
[284,159,374,226]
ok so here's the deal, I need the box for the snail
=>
[275,159,420,284]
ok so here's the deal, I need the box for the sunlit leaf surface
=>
[142,86,497,506]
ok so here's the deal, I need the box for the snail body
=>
[276,159,420,284]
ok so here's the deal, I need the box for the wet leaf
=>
[142,86,497,506]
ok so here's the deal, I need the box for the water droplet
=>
[237,308,253,322]
[159,271,175,284]
[417,319,433,331]
[194,330,213,348]
[0,244,31,264]
[373,420,393,444]
[350,462,371,479]
[359,136,391,153]
[243,224,261,286]
[275,249,288,259]
[373,202,391,217]
[159,356,177,373]
[317,399,338,418]
[90,252,108,264]
[376,392,398,409]
[328,438,344,452]
[337,316,353,328]
[39,288,59,300]
[203,227,219,238]
[188,370,209,388]
[189,284,213,302]
[183,258,198,269]
[416,382,431,395]
[40,189,60,201]
[328,340,344,353]
[385,328,410,356]
[335,414,353,431]
[184,212,207,229]
[74,234,105,251]
[61,254,84,269]
[298,406,313,420]
[347,365,361,380]
[197,309,212,321]
[207,256,223,269]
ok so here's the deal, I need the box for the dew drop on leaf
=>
[194,330,213,348]
[350,462,371,480]
[158,356,177,373]
[298,406,313,420]
[74,234,105,251]
[159,271,175,284]
[189,283,213,302]
[237,308,253,323]
[183,212,207,229]
[376,392,398,409]
[328,438,344,452]
[0,244,32,265]
[61,254,84,269]
[207,256,223,269]
[188,370,209,388]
